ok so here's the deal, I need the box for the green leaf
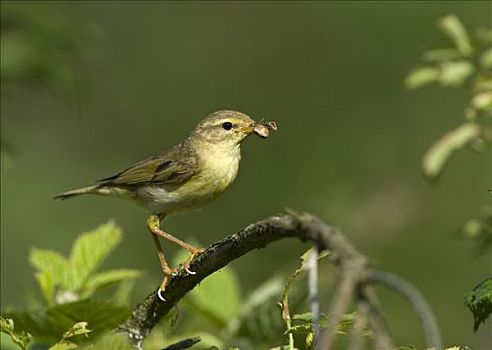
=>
[82,333,132,350]
[48,341,77,350]
[240,277,284,318]
[4,300,130,341]
[464,277,492,331]
[172,247,242,325]
[405,67,440,89]
[188,267,242,326]
[422,123,481,180]
[422,48,462,62]
[288,312,355,335]
[80,333,133,350]
[47,322,91,350]
[438,15,473,56]
[481,47,492,69]
[30,249,68,305]
[472,91,492,112]
[80,269,142,298]
[461,207,492,253]
[225,276,284,338]
[438,60,475,87]
[0,317,32,350]
[59,322,91,341]
[112,280,137,306]
[66,222,122,291]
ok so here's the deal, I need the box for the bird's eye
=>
[222,122,233,130]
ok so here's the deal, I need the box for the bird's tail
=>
[53,185,100,200]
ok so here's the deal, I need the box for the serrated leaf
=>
[30,249,68,272]
[405,67,440,89]
[80,269,142,298]
[438,60,475,87]
[60,322,91,341]
[35,271,56,306]
[30,249,69,305]
[422,123,481,180]
[4,300,130,341]
[464,277,492,331]
[438,15,472,56]
[66,222,122,291]
[0,317,32,350]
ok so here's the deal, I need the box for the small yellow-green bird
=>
[55,110,276,300]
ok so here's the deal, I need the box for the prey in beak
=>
[253,121,277,138]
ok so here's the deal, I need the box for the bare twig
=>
[370,270,442,349]
[308,246,320,348]
[348,298,369,350]
[116,212,439,350]
[358,285,394,350]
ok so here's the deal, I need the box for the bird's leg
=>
[151,224,203,255]
[148,213,205,280]
[147,214,176,301]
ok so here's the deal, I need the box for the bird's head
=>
[191,110,257,147]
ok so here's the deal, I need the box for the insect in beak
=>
[253,121,277,138]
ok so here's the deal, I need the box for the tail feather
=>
[53,185,99,200]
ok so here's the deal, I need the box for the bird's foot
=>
[181,247,205,275]
[156,267,178,302]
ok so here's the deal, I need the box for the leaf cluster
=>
[30,222,142,305]
[464,278,492,332]
[406,14,492,333]
[405,15,491,180]
[1,222,141,349]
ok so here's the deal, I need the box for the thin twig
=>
[348,299,368,350]
[320,267,358,350]
[308,246,320,348]
[359,285,394,350]
[370,270,442,349]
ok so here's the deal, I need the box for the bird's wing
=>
[97,143,197,186]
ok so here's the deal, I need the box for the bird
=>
[55,110,276,301]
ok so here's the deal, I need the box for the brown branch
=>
[358,285,394,350]
[116,212,439,350]
[117,212,322,346]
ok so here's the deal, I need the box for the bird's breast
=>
[197,144,241,193]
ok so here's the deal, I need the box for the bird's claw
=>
[157,288,166,302]
[184,266,196,275]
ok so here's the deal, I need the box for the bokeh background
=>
[1,1,491,348]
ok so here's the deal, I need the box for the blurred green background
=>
[1,1,491,348]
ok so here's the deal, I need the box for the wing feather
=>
[97,142,197,186]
